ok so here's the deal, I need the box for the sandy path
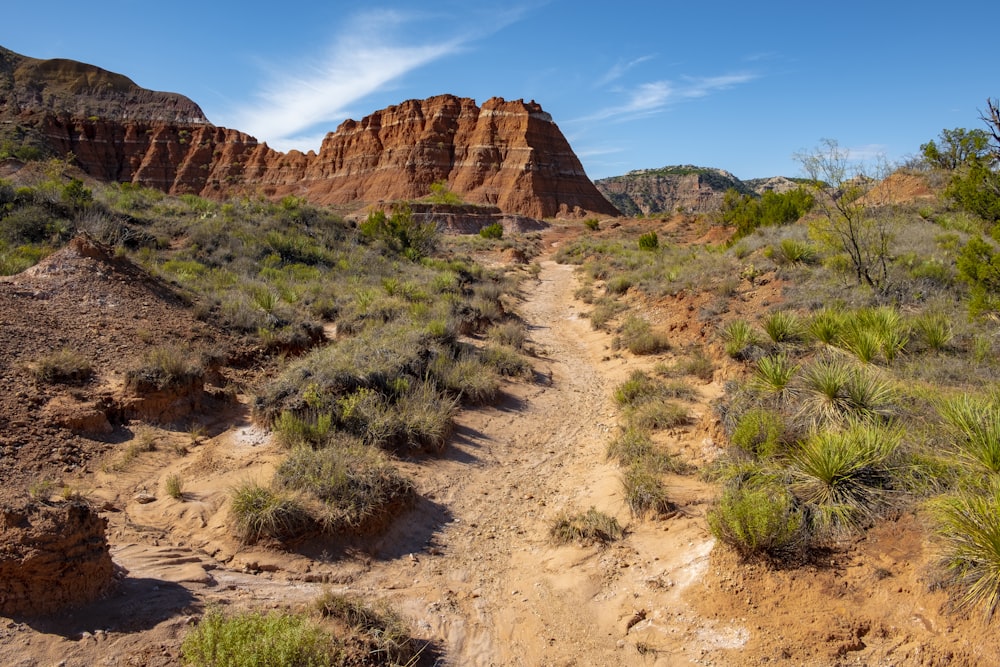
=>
[345,259,722,666]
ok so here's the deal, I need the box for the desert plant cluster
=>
[554,102,1000,622]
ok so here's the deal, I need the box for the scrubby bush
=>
[228,480,311,544]
[31,348,93,384]
[479,222,504,239]
[708,482,806,560]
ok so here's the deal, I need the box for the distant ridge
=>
[594,165,805,217]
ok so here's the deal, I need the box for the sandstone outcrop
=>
[0,500,114,616]
[1,47,618,219]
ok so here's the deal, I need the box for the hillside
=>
[0,46,618,219]
[594,166,812,217]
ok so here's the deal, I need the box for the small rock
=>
[133,492,156,504]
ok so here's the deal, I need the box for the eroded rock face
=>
[2,47,618,218]
[594,166,751,216]
[0,500,114,616]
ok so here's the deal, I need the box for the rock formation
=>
[594,166,752,217]
[1,46,618,219]
[0,500,114,616]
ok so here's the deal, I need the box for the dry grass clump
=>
[314,591,424,665]
[228,479,311,544]
[614,315,669,355]
[126,344,203,391]
[31,348,93,384]
[550,507,624,546]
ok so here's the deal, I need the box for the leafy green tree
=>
[719,187,814,239]
[796,139,897,291]
[921,128,992,171]
[957,235,1000,316]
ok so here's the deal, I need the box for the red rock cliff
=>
[2,48,618,218]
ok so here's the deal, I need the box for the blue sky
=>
[3,1,998,181]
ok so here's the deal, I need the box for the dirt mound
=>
[0,235,238,501]
[0,499,114,616]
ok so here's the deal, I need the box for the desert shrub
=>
[656,350,714,381]
[588,297,625,330]
[487,320,527,349]
[429,352,500,405]
[165,474,184,500]
[622,464,673,517]
[273,410,334,448]
[774,238,818,265]
[583,218,600,231]
[181,607,340,667]
[638,231,659,251]
[31,348,93,384]
[613,370,660,407]
[313,592,419,665]
[930,486,1000,619]
[788,422,900,533]
[607,426,683,473]
[796,355,896,425]
[708,482,806,560]
[551,507,624,546]
[228,480,311,544]
[605,274,633,295]
[615,315,669,355]
[627,400,689,431]
[730,408,787,459]
[479,222,504,239]
[718,187,814,239]
[274,441,413,532]
[359,205,438,260]
[480,344,531,377]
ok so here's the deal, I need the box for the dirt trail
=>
[343,258,723,666]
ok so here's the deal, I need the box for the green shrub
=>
[273,410,334,448]
[583,218,600,231]
[638,231,659,251]
[912,311,954,352]
[616,315,669,355]
[606,275,633,295]
[126,345,202,390]
[708,482,806,560]
[627,400,689,431]
[479,222,504,239]
[730,408,786,459]
[181,607,340,667]
[807,307,847,345]
[430,353,500,404]
[551,507,624,545]
[487,320,527,349]
[165,474,184,500]
[720,319,759,358]
[775,238,818,265]
[752,354,799,395]
[938,393,1000,476]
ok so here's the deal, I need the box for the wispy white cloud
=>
[224,8,525,152]
[595,55,655,87]
[573,72,756,124]
[845,143,888,161]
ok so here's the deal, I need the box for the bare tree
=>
[795,139,898,292]
[980,97,1000,162]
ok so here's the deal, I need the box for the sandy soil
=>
[2,228,999,666]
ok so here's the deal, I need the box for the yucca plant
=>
[807,307,848,345]
[912,311,953,352]
[753,354,799,396]
[938,393,1000,476]
[837,320,882,364]
[721,319,759,358]
[762,310,804,344]
[788,421,900,532]
[730,407,787,459]
[930,485,1000,619]
[796,354,854,424]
